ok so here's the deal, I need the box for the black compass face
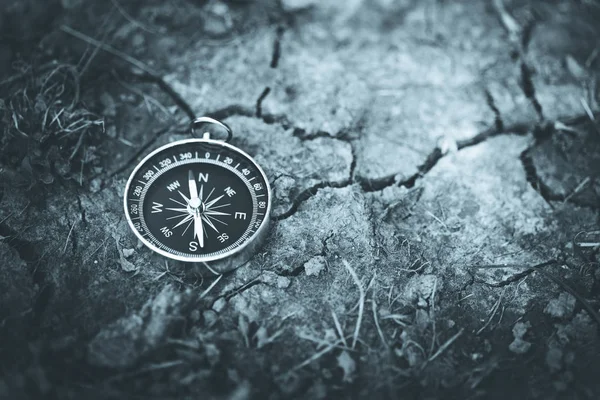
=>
[124,139,271,262]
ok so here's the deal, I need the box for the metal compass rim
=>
[123,137,272,264]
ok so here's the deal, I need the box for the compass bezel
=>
[123,138,272,266]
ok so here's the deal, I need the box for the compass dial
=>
[124,138,271,263]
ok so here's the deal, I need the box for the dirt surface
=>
[1,0,599,399]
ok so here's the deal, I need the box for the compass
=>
[124,117,271,272]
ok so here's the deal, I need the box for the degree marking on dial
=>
[137,180,146,185]
[153,165,159,171]
[248,177,256,181]
[234,163,240,169]
[216,154,220,161]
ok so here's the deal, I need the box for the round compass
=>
[124,118,271,272]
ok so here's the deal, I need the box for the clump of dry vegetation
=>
[1,62,104,185]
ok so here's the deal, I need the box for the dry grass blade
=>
[342,259,365,350]
[200,274,223,298]
[372,298,388,348]
[331,309,348,348]
[111,0,160,34]
[284,339,342,376]
[476,287,506,335]
[427,328,464,364]
[473,261,600,327]
[60,25,159,76]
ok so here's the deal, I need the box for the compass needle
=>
[124,118,271,271]
[169,198,187,207]
[188,170,199,200]
[166,213,189,220]
[165,207,188,212]
[177,190,190,204]
[204,210,231,217]
[207,214,228,226]
[172,214,193,229]
[208,203,230,210]
[194,213,204,248]
[201,215,219,233]
[205,194,225,209]
[204,187,215,203]
[182,219,194,236]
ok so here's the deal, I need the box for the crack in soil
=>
[272,136,358,221]
[256,87,271,118]
[519,62,544,121]
[270,26,285,69]
[136,72,197,121]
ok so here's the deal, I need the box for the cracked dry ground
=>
[1,0,600,399]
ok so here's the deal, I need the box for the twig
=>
[62,219,78,254]
[428,277,438,355]
[343,260,365,349]
[563,177,590,203]
[428,328,464,364]
[372,298,388,348]
[111,0,159,34]
[476,287,506,335]
[283,340,341,376]
[200,274,223,298]
[331,309,348,348]
[202,262,221,276]
[60,25,159,76]
[581,97,596,121]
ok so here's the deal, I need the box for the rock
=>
[509,321,532,354]
[336,351,356,383]
[87,285,183,368]
[304,256,327,277]
[544,292,576,319]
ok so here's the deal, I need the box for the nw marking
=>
[167,180,181,192]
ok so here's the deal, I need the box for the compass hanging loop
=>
[191,117,233,142]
